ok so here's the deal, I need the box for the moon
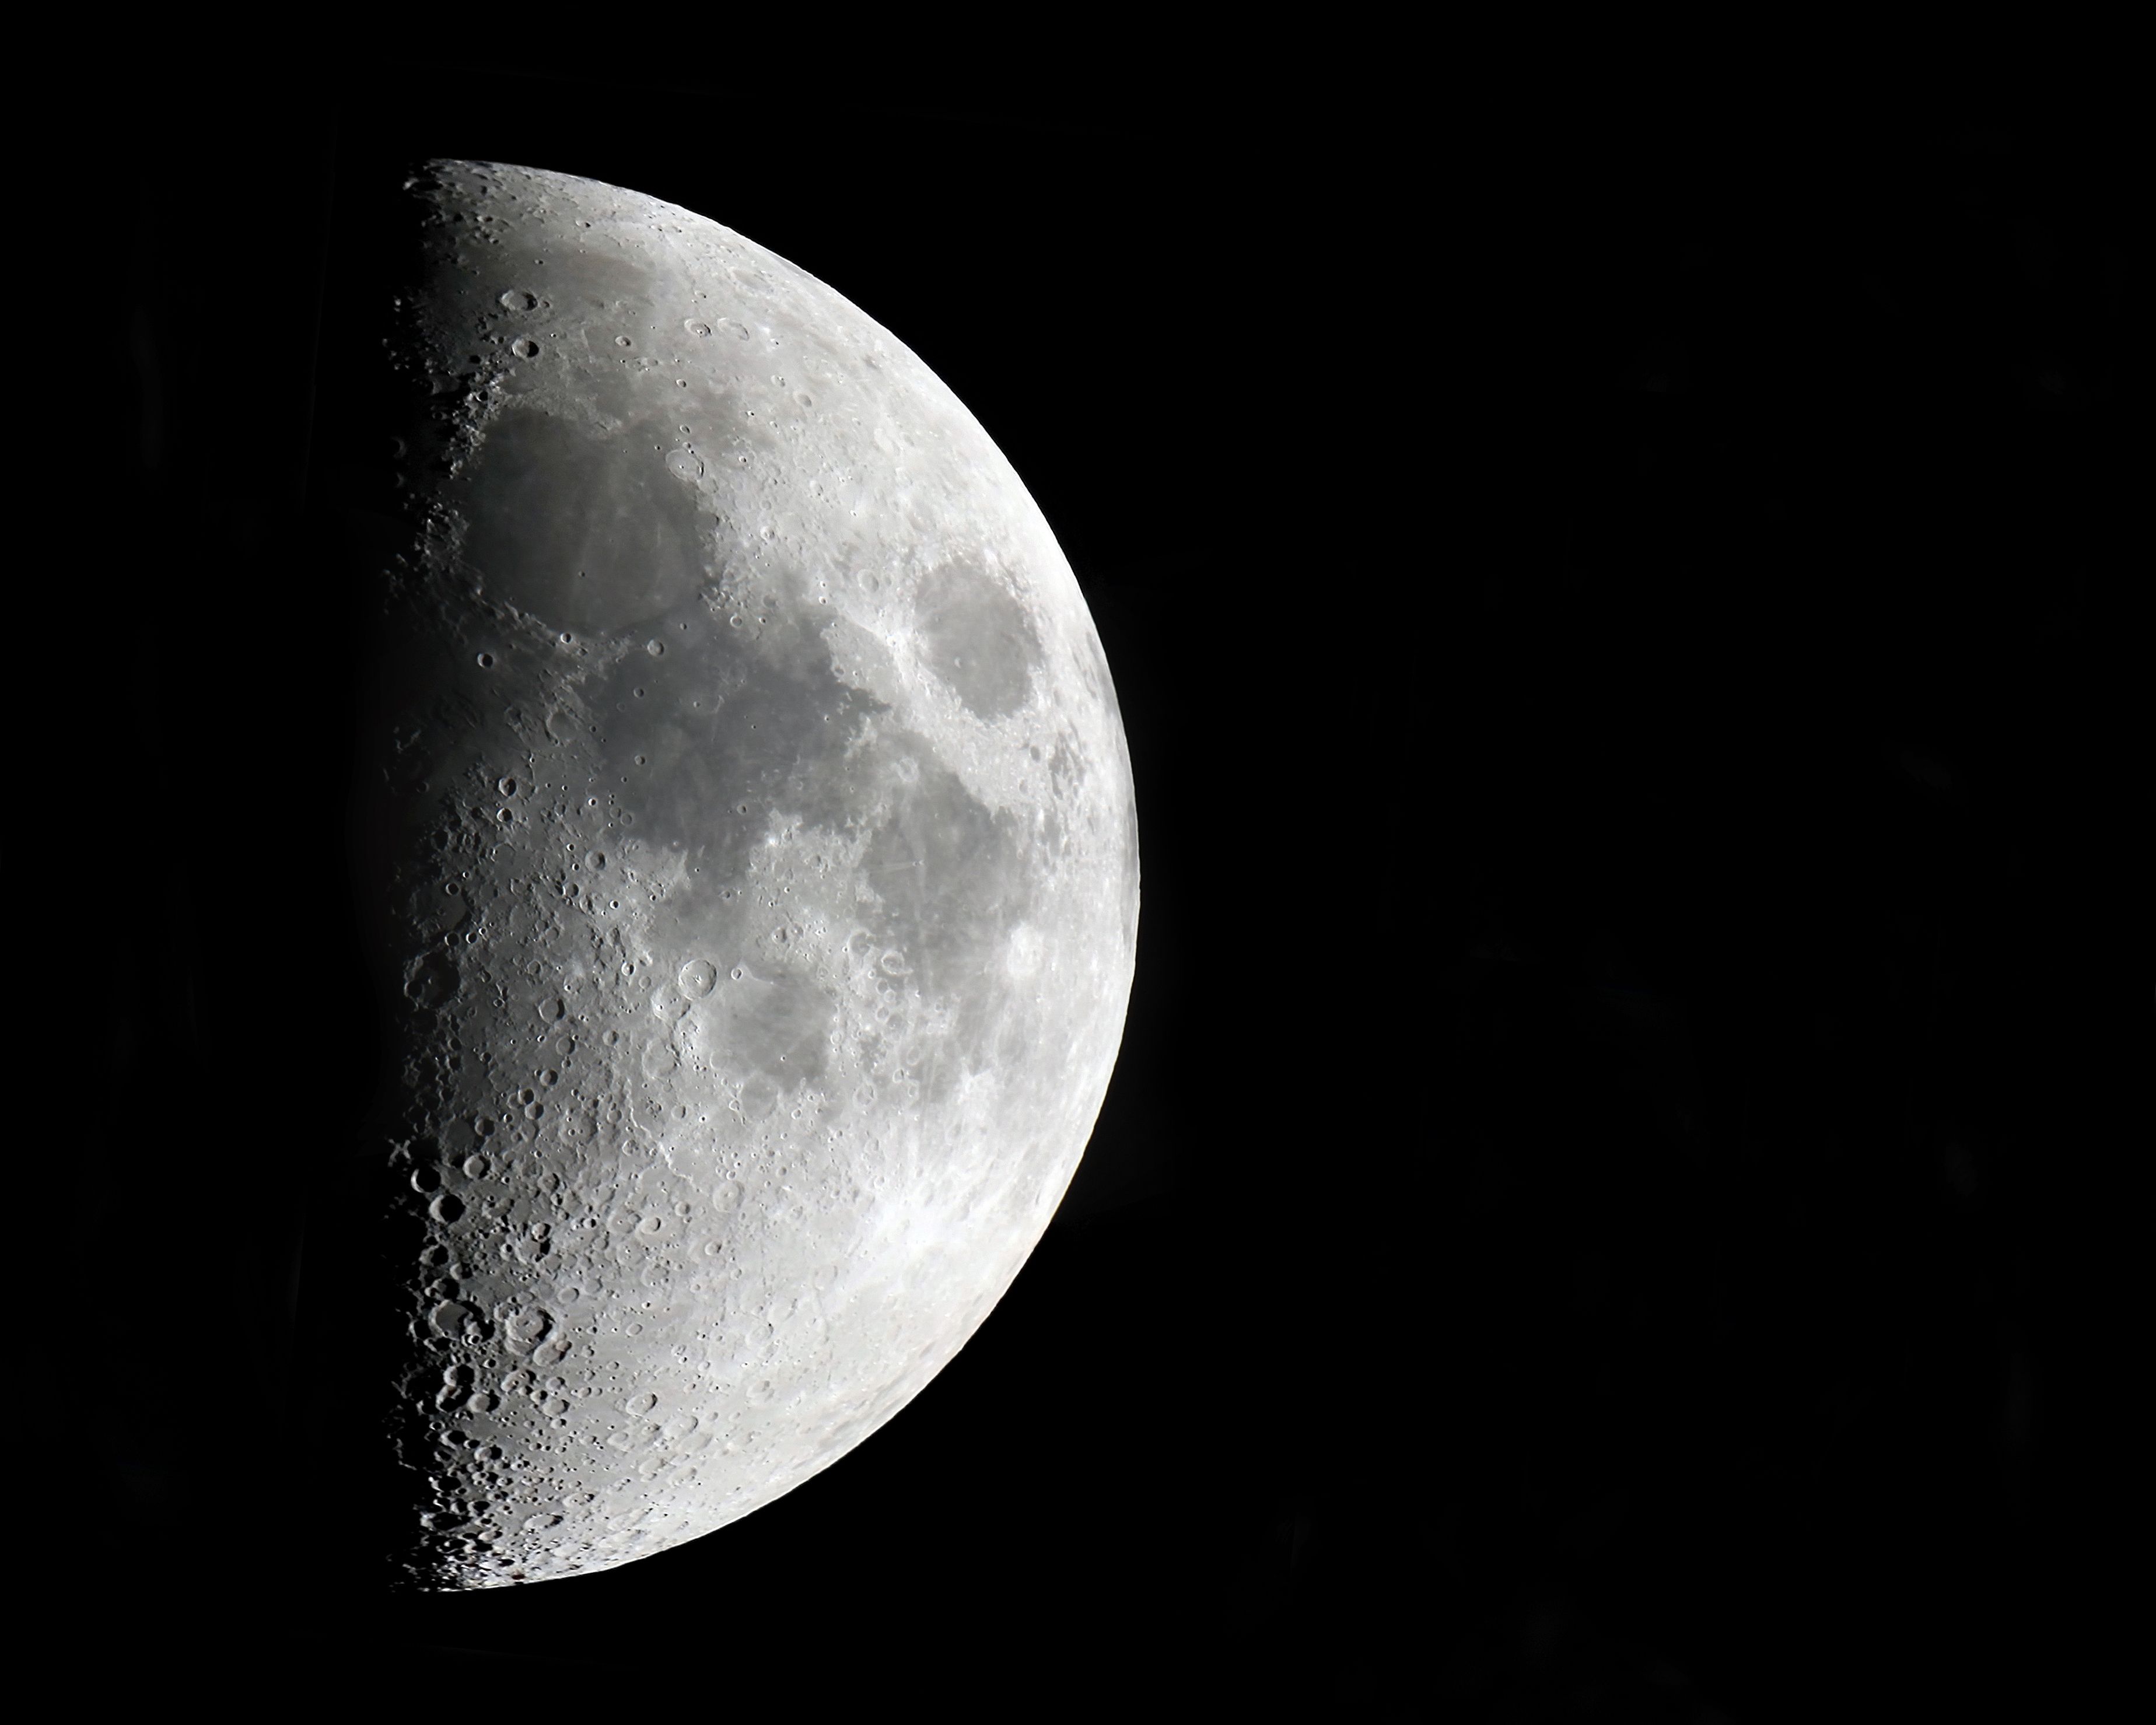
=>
[345,160,1138,1589]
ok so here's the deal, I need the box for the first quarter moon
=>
[338,160,1139,1589]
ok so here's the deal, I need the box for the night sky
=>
[74,60,2136,1721]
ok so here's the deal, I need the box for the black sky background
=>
[67,58,2140,1721]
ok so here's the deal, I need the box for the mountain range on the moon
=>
[69,69,2135,1722]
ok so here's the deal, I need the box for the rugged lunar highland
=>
[355,160,1138,1588]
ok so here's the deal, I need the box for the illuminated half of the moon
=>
[351,160,1138,1589]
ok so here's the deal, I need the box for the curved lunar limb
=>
[348,160,1138,1589]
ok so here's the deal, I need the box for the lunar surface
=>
[347,161,1138,1589]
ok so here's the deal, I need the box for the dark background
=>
[69,57,2138,1721]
